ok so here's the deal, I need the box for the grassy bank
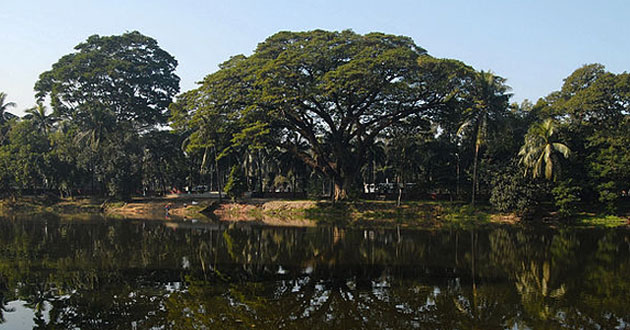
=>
[0,197,102,214]
[213,199,524,229]
[1,196,628,228]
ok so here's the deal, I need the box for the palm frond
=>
[552,143,571,158]
[456,118,473,136]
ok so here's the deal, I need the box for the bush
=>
[596,181,617,214]
[552,180,582,218]
[490,162,546,218]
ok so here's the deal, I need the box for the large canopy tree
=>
[35,31,180,129]
[175,30,474,200]
[34,31,180,198]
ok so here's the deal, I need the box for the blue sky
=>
[1,0,628,115]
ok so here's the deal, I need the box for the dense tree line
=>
[1,30,629,216]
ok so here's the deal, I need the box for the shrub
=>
[596,181,617,214]
[490,162,546,218]
[551,180,582,218]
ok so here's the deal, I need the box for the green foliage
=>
[0,92,17,126]
[534,64,630,212]
[551,180,582,218]
[24,102,56,134]
[175,30,482,201]
[439,204,492,227]
[224,165,247,201]
[585,118,630,213]
[101,130,143,200]
[0,148,13,198]
[141,131,190,194]
[32,31,180,198]
[457,71,512,204]
[44,128,87,197]
[3,32,630,221]
[35,31,180,128]
[519,118,570,181]
[490,161,546,217]
[0,120,50,196]
[576,214,627,227]
[596,181,618,214]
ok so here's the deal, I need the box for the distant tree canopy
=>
[531,64,630,212]
[28,31,182,199]
[172,30,482,200]
[35,31,180,130]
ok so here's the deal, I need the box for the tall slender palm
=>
[457,71,511,206]
[518,118,570,180]
[24,102,56,134]
[361,139,386,187]
[0,92,17,124]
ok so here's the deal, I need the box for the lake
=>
[0,215,629,329]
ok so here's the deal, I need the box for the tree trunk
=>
[209,163,213,193]
[333,183,347,201]
[396,173,403,207]
[329,180,334,201]
[333,176,352,201]
[214,146,223,202]
[322,177,326,196]
[456,153,460,199]
[189,161,194,193]
[90,152,95,196]
[471,142,479,206]
[292,174,296,198]
[257,150,263,193]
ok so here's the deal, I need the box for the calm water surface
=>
[0,215,629,329]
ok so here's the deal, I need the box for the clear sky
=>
[1,0,628,115]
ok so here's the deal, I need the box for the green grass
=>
[5,196,628,230]
[0,197,105,217]
[438,204,492,228]
[574,214,628,227]
[302,200,493,228]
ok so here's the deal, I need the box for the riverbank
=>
[1,196,628,228]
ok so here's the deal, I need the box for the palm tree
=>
[361,139,386,190]
[457,71,511,205]
[0,92,17,124]
[518,118,570,180]
[24,102,56,134]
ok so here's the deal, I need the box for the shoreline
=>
[1,196,628,228]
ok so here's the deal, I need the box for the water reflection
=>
[0,215,628,329]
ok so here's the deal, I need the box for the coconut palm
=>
[518,118,571,180]
[514,260,566,320]
[361,139,386,188]
[24,102,56,134]
[0,92,17,124]
[457,71,511,205]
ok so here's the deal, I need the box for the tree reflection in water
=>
[0,215,628,329]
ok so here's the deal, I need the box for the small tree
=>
[224,165,247,201]
[490,161,547,218]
